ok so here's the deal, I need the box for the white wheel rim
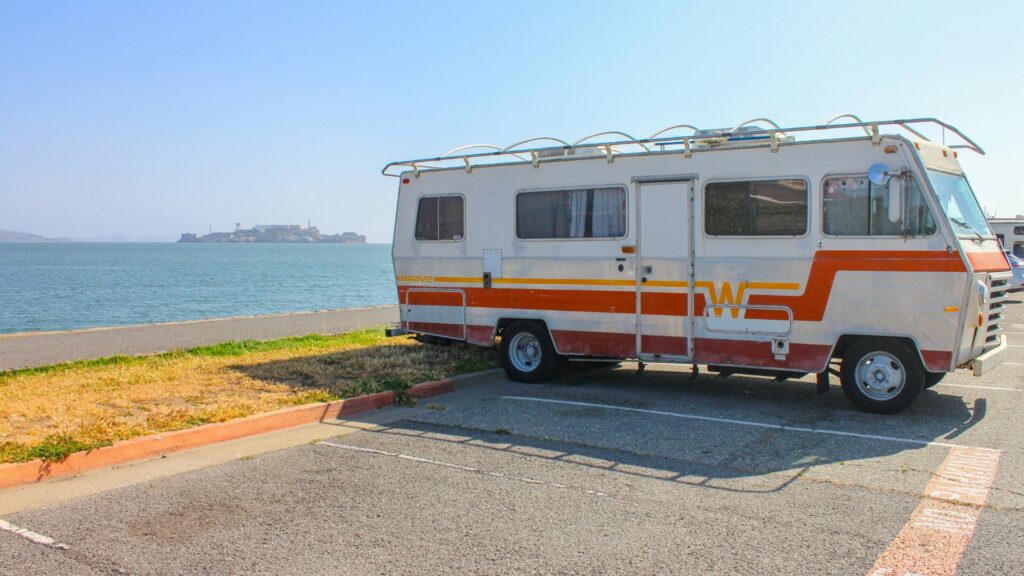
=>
[508,332,542,373]
[855,352,905,401]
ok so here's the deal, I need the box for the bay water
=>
[0,243,397,334]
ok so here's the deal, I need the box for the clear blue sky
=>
[2,1,1021,242]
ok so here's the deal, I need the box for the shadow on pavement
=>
[345,362,985,493]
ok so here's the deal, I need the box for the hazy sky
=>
[2,1,1022,242]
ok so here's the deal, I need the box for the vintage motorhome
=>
[384,116,1008,413]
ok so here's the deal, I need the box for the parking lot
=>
[3,307,1024,575]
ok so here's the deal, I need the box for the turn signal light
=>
[883,145,897,154]
[621,245,636,254]
[944,306,959,313]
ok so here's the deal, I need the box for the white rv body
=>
[989,218,1024,257]
[386,118,1008,412]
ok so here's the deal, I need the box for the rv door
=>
[635,178,695,361]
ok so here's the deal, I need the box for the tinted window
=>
[415,195,464,241]
[1014,226,1024,235]
[705,179,808,236]
[823,176,935,236]
[517,187,626,239]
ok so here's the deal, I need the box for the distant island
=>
[0,229,71,242]
[178,224,366,244]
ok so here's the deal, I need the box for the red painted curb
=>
[0,378,461,490]
[407,379,454,398]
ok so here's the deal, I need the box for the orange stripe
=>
[965,250,1010,272]
[405,291,463,306]
[399,250,965,320]
[748,250,965,322]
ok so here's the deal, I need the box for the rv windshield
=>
[926,169,993,239]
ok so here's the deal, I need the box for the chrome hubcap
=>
[855,352,905,401]
[508,332,542,372]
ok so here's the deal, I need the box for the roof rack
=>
[382,116,984,177]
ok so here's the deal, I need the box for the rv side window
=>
[823,176,936,236]
[415,195,464,241]
[1014,226,1024,235]
[704,179,808,236]
[516,187,626,239]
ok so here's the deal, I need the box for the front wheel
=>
[840,338,925,414]
[500,321,561,383]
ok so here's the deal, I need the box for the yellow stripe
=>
[642,280,689,288]
[494,277,636,287]
[401,275,639,287]
[746,282,801,291]
[398,276,800,291]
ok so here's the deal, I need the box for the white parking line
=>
[502,396,1001,452]
[1003,362,1024,366]
[936,383,1020,392]
[319,440,606,496]
[0,518,69,549]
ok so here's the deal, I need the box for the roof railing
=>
[382,116,984,177]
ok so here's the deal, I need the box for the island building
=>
[178,224,365,244]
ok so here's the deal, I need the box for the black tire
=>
[500,321,561,383]
[924,371,946,389]
[840,338,925,414]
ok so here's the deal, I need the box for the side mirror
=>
[868,163,890,186]
[869,163,904,223]
[887,175,903,223]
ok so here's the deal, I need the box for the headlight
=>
[977,280,989,307]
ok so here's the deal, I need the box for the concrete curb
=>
[0,376,466,490]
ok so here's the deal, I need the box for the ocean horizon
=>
[0,242,397,334]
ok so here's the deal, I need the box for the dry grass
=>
[0,329,496,463]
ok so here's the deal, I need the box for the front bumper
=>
[972,334,1007,376]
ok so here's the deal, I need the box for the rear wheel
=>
[500,321,561,383]
[924,371,946,389]
[840,338,924,414]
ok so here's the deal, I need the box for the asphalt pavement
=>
[2,303,1023,575]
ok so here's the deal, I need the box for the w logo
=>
[701,281,748,318]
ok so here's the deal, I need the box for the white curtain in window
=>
[568,189,588,238]
[591,188,621,237]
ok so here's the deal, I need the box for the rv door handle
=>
[641,277,648,283]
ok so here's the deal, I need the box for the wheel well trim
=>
[825,333,933,374]
[495,317,572,355]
